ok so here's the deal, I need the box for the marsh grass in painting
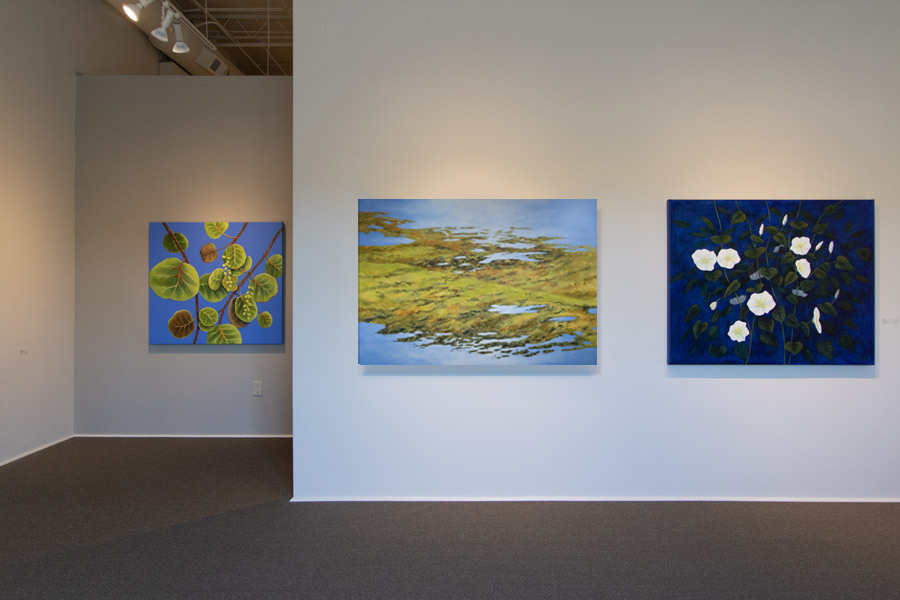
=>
[148,221,285,345]
[358,199,598,365]
[668,200,874,365]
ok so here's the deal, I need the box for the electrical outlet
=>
[252,381,263,397]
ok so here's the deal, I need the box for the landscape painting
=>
[358,199,598,365]
[149,221,285,345]
[668,200,874,365]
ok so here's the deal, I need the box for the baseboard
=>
[291,495,900,503]
[0,435,74,468]
[74,434,292,439]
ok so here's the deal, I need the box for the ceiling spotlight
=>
[122,0,156,22]
[151,3,176,42]
[173,19,190,54]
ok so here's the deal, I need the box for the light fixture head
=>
[172,19,189,54]
[123,0,156,22]
[151,3,176,42]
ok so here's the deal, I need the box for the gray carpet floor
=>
[1,438,898,599]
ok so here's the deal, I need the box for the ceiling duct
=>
[106,0,242,75]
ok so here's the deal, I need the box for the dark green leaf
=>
[817,341,833,359]
[673,219,691,229]
[693,321,709,340]
[759,332,778,347]
[758,317,775,333]
[705,270,723,282]
[670,272,686,283]
[774,232,788,246]
[751,235,765,244]
[701,216,715,230]
[708,345,728,358]
[856,248,871,262]
[707,325,719,339]
[759,267,778,280]
[837,300,855,313]
[162,232,189,253]
[207,324,242,345]
[813,222,830,235]
[783,271,798,286]
[824,204,840,215]
[735,344,749,361]
[724,280,741,297]
[843,318,857,330]
[730,211,747,225]
[784,341,803,355]
[835,255,854,271]
[839,335,855,352]
[789,220,809,230]
[684,305,701,323]
[800,279,816,292]
[764,226,780,235]
[710,235,732,245]
[821,302,838,317]
[800,321,810,337]
[785,314,801,328]
[772,305,786,323]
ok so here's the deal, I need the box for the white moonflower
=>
[759,223,765,236]
[812,307,822,334]
[815,241,823,251]
[829,241,834,254]
[782,214,788,226]
[709,301,718,310]
[728,320,750,343]
[792,289,808,297]
[834,289,840,300]
[748,291,776,316]
[790,236,811,256]
[716,248,741,270]
[749,270,761,281]
[691,248,717,271]
[730,294,747,306]
[795,258,811,279]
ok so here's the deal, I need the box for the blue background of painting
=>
[149,222,285,345]
[667,200,875,365]
[359,199,598,365]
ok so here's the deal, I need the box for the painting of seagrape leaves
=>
[359,199,598,365]
[149,221,285,344]
[668,200,874,365]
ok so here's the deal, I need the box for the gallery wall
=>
[293,0,900,500]
[75,76,293,436]
[0,0,158,465]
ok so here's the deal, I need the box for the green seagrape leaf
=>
[221,273,239,292]
[222,244,247,269]
[759,267,778,280]
[167,309,195,339]
[723,279,741,297]
[228,298,252,328]
[257,311,273,328]
[730,211,747,225]
[759,332,778,347]
[783,271,798,286]
[198,307,219,332]
[771,305,786,323]
[692,321,709,340]
[710,235,731,245]
[839,335,855,352]
[265,254,284,278]
[835,255,854,271]
[250,273,278,303]
[758,318,775,334]
[204,222,229,239]
[784,340,803,355]
[149,258,199,301]
[207,324,242,344]
[200,242,218,263]
[685,304,701,324]
[817,341,834,360]
[856,248,872,262]
[208,268,225,291]
[198,273,229,303]
[234,294,258,322]
[162,232,189,253]
[231,255,253,276]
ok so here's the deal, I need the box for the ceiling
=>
[166,0,292,76]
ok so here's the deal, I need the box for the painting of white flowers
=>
[668,200,875,365]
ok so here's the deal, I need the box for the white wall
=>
[75,76,293,436]
[0,0,158,465]
[293,0,900,500]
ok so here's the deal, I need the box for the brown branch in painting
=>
[161,222,201,344]
[217,225,285,323]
